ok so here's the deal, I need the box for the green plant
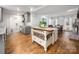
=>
[39,18,47,28]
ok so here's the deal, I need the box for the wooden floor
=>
[5,31,79,54]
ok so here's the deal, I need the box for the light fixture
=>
[67,8,78,12]
[30,7,33,12]
[17,8,20,11]
[67,9,76,12]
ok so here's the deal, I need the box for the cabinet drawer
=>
[32,30,45,34]
[33,36,45,46]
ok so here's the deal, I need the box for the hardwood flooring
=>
[5,31,79,54]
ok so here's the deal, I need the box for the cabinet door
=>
[0,8,2,22]
[0,35,4,54]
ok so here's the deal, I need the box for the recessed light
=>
[30,7,33,11]
[17,8,20,11]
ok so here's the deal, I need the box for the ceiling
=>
[0,5,79,16]
[0,5,42,14]
[33,5,79,16]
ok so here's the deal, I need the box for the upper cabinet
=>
[0,8,3,22]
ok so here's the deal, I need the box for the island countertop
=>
[31,27,57,32]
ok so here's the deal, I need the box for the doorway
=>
[10,15,24,33]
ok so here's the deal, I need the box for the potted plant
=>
[39,18,47,28]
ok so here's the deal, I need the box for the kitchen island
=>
[31,27,58,52]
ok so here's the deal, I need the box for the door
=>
[10,15,24,33]
[64,17,73,31]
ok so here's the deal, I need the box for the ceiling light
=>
[67,8,78,12]
[67,9,75,12]
[30,7,33,11]
[17,8,20,11]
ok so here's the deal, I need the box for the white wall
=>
[3,9,24,34]
[31,14,41,27]
[51,14,76,30]
[3,9,14,34]
[10,15,24,33]
[31,14,50,27]
[32,13,76,31]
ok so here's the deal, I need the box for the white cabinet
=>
[0,27,6,54]
[0,8,2,22]
[0,35,4,54]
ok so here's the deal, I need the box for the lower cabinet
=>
[0,35,4,54]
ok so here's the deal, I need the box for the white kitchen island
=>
[31,27,58,52]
